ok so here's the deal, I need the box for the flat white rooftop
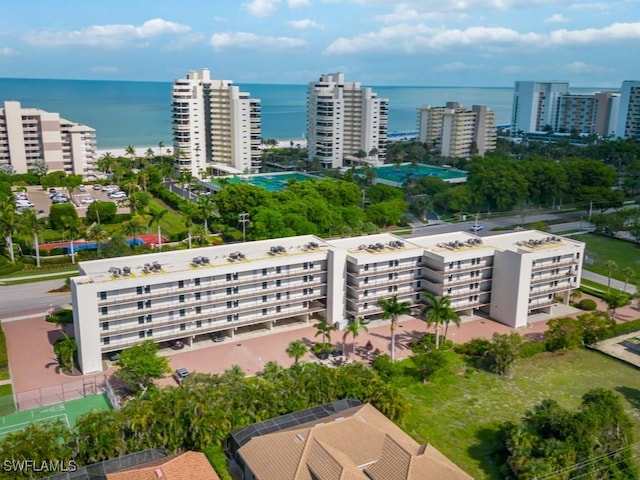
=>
[77,235,329,283]
[410,232,493,255]
[326,233,422,257]
[483,230,583,253]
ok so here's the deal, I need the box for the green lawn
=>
[582,234,640,281]
[146,197,187,238]
[398,349,640,479]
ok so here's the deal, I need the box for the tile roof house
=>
[233,401,473,480]
[106,451,220,480]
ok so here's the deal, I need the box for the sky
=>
[1,0,639,87]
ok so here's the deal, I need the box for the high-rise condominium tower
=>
[172,69,261,178]
[0,101,96,177]
[615,80,640,140]
[511,81,570,134]
[307,73,388,169]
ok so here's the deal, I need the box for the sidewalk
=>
[581,270,637,294]
[0,270,76,285]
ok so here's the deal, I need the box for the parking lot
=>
[19,185,130,218]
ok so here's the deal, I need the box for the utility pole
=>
[588,200,593,222]
[239,212,250,242]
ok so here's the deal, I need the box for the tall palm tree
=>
[621,267,635,293]
[86,223,109,256]
[421,292,460,349]
[342,318,368,359]
[18,209,44,268]
[0,195,18,263]
[376,295,411,361]
[197,195,215,234]
[313,319,336,346]
[184,216,193,249]
[147,209,167,250]
[97,152,117,175]
[137,170,149,192]
[62,216,84,264]
[605,260,618,291]
[157,140,165,160]
[286,340,308,365]
[191,224,207,246]
[121,218,146,247]
[125,145,137,164]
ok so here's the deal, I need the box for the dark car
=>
[211,333,225,343]
[170,340,185,350]
[175,367,189,384]
[108,352,120,362]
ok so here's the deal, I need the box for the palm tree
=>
[191,224,207,246]
[137,170,149,192]
[125,145,137,164]
[62,216,84,264]
[157,140,165,160]
[147,209,167,250]
[376,295,411,361]
[18,209,44,268]
[342,318,368,359]
[421,292,460,349]
[184,216,193,249]
[97,152,117,175]
[86,223,109,256]
[621,267,635,293]
[0,195,18,263]
[286,340,308,365]
[605,260,618,291]
[197,195,215,234]
[313,319,336,346]
[121,218,146,247]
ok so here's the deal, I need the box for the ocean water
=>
[0,77,589,149]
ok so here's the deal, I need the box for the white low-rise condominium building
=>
[72,231,584,373]
[307,73,388,169]
[0,101,96,177]
[172,68,261,179]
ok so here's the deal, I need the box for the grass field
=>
[147,197,187,238]
[582,234,640,281]
[397,348,640,479]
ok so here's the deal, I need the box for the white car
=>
[469,224,484,232]
[16,199,34,208]
[82,198,97,204]
[93,184,102,190]
[78,185,86,192]
[109,191,127,199]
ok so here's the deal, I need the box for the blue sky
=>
[1,0,639,87]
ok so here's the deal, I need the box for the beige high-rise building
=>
[0,101,96,177]
[418,102,496,158]
[172,69,261,178]
[307,73,388,169]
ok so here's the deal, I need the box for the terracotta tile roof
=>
[238,403,473,480]
[106,451,220,480]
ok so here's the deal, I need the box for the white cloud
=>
[566,2,612,11]
[288,19,324,29]
[288,0,311,5]
[563,61,614,73]
[324,21,640,55]
[90,66,119,74]
[545,13,567,23]
[211,31,308,51]
[244,0,281,16]
[432,62,476,72]
[0,47,16,57]
[25,18,191,48]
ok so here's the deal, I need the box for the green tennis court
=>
[0,394,111,440]
[364,163,468,185]
[209,172,318,191]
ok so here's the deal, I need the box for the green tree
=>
[61,215,84,264]
[49,202,78,230]
[285,340,308,365]
[421,292,459,349]
[410,349,452,383]
[197,195,216,234]
[147,208,167,250]
[53,333,77,373]
[621,267,635,293]
[85,222,109,256]
[545,317,584,351]
[0,195,17,263]
[114,340,171,395]
[342,318,369,359]
[376,295,411,362]
[86,201,117,224]
[121,217,146,246]
[313,319,336,346]
[485,332,522,376]
[128,191,150,214]
[603,291,631,319]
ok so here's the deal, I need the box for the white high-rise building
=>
[511,81,569,134]
[307,73,388,169]
[0,101,96,177]
[71,231,583,374]
[172,69,261,178]
[418,102,496,158]
[615,80,640,140]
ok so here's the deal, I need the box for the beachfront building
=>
[615,80,640,140]
[307,73,388,169]
[71,230,583,374]
[231,400,473,480]
[171,68,261,179]
[0,101,97,177]
[511,81,570,134]
[417,102,496,158]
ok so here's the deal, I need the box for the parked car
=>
[48,187,57,194]
[108,351,120,362]
[469,224,484,232]
[78,185,86,192]
[211,333,225,343]
[16,199,34,208]
[170,340,185,350]
[82,198,97,204]
[92,184,102,190]
[175,367,189,384]
[52,197,69,204]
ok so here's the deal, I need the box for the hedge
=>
[0,326,8,376]
[578,298,598,311]
[0,262,24,276]
[203,445,232,480]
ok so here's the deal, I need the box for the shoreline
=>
[96,139,308,159]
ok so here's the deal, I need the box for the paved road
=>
[0,279,71,317]
[582,270,637,294]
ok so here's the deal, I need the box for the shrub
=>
[87,201,117,224]
[578,298,598,311]
[371,354,397,380]
[203,445,232,480]
[519,341,548,358]
[49,203,78,230]
[454,338,491,357]
[0,261,24,276]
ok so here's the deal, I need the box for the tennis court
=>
[0,394,111,440]
[209,172,318,191]
[366,163,468,186]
